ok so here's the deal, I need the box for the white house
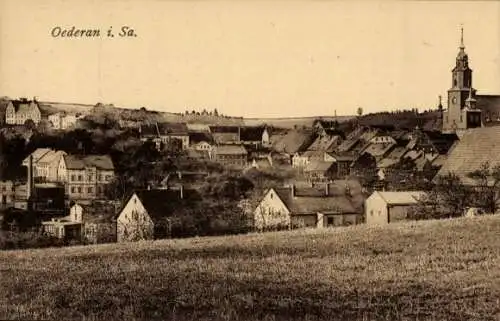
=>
[48,112,78,130]
[253,183,363,231]
[116,188,190,242]
[365,191,426,225]
[22,148,67,182]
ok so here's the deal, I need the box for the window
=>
[71,187,76,193]
[370,210,374,216]
[88,187,93,193]
[88,175,93,181]
[106,175,111,181]
[77,187,82,193]
[78,175,83,181]
[71,175,76,181]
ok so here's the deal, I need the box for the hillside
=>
[34,101,356,127]
[1,215,499,321]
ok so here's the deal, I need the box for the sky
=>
[0,1,499,118]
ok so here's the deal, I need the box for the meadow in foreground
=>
[1,215,499,321]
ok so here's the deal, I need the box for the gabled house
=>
[209,126,240,144]
[253,181,364,231]
[116,188,198,242]
[140,122,190,150]
[57,154,115,202]
[22,148,67,182]
[5,98,42,125]
[306,133,342,153]
[365,191,426,225]
[240,126,267,148]
[324,152,356,178]
[188,132,214,152]
[211,145,248,168]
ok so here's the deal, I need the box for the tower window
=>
[460,115,463,122]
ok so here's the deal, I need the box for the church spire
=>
[460,26,465,50]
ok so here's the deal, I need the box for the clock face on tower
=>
[452,97,457,104]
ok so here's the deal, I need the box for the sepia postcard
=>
[0,1,499,320]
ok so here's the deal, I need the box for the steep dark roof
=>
[189,131,214,144]
[64,155,114,170]
[240,126,265,142]
[422,131,459,154]
[273,187,358,214]
[133,188,200,222]
[209,125,239,134]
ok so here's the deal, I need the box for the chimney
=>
[325,183,329,196]
[179,184,184,199]
[291,184,295,198]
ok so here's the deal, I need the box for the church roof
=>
[436,126,500,185]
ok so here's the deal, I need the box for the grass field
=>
[1,216,499,321]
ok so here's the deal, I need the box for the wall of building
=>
[365,192,389,225]
[253,189,291,230]
[388,205,414,223]
[117,193,154,242]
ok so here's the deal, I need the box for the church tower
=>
[442,28,480,133]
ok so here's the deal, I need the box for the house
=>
[48,112,78,130]
[292,150,323,168]
[116,188,198,242]
[211,145,248,168]
[209,125,240,144]
[303,160,335,182]
[5,98,42,125]
[140,122,190,150]
[70,202,117,244]
[239,126,267,148]
[253,182,363,231]
[188,132,214,152]
[22,148,67,182]
[365,191,426,225]
[272,129,315,157]
[306,133,342,153]
[42,216,83,241]
[436,126,500,185]
[57,154,115,202]
[324,152,355,178]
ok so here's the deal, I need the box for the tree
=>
[357,107,363,117]
[433,173,471,217]
[467,161,500,213]
[213,108,219,116]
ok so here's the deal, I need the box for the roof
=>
[239,126,265,142]
[272,129,314,154]
[362,142,396,158]
[436,126,500,185]
[23,148,53,164]
[213,145,247,155]
[189,131,214,144]
[209,125,239,133]
[72,202,117,223]
[141,122,189,137]
[375,191,427,205]
[9,99,38,113]
[326,152,356,162]
[63,154,114,170]
[273,187,358,214]
[304,160,334,172]
[307,135,341,152]
[127,188,200,223]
